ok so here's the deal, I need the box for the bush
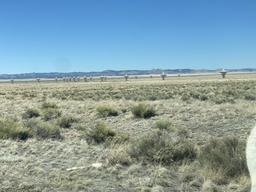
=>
[172,141,197,161]
[129,130,197,165]
[107,145,132,166]
[87,122,116,143]
[96,105,119,117]
[0,118,32,140]
[58,116,78,128]
[106,132,130,146]
[199,94,209,101]
[199,136,248,183]
[22,108,40,119]
[245,94,256,101]
[177,128,190,138]
[181,94,191,101]
[131,103,156,119]
[41,102,58,109]
[26,119,62,139]
[42,108,62,121]
[155,119,175,131]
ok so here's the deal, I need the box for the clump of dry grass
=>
[129,130,197,165]
[155,119,177,132]
[107,132,129,146]
[37,101,62,121]
[26,119,62,139]
[41,102,58,109]
[107,145,132,166]
[58,116,78,128]
[22,108,40,119]
[96,104,119,117]
[0,118,32,140]
[199,136,248,184]
[87,122,116,143]
[42,108,62,121]
[131,103,156,119]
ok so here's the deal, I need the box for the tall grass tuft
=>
[131,103,156,119]
[42,108,62,121]
[96,105,119,117]
[129,130,197,165]
[41,102,58,109]
[22,108,40,119]
[26,119,62,139]
[199,136,248,184]
[0,118,32,140]
[58,116,78,128]
[87,122,116,143]
[155,119,176,132]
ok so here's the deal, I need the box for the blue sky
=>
[0,0,255,73]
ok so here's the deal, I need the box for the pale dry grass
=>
[0,74,255,191]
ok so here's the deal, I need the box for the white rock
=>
[91,162,103,169]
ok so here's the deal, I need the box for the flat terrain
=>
[1,73,256,192]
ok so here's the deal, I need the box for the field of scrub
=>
[0,74,256,192]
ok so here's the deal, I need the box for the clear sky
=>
[0,0,255,73]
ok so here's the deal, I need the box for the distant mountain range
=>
[0,68,255,79]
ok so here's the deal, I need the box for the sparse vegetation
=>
[28,80,256,102]
[0,74,255,191]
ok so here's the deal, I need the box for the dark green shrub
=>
[26,119,62,139]
[22,108,40,119]
[199,136,248,182]
[0,118,32,140]
[131,103,156,119]
[96,105,119,117]
[87,122,116,143]
[58,116,78,128]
